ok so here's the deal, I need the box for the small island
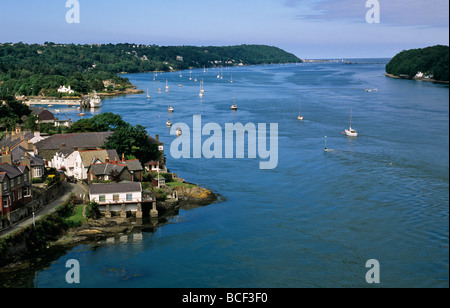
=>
[385,45,449,84]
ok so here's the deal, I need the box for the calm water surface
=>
[28,61,450,287]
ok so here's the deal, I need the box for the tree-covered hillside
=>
[386,45,449,81]
[0,43,301,96]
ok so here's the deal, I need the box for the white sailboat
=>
[166,120,172,127]
[297,101,304,121]
[345,109,358,137]
[176,126,182,136]
[165,79,169,92]
[147,88,150,99]
[231,92,238,110]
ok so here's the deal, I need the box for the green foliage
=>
[0,43,300,96]
[67,112,127,133]
[104,123,161,164]
[386,45,449,81]
[84,201,100,220]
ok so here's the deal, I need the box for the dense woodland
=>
[386,45,449,81]
[0,43,300,96]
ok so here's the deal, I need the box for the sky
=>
[0,0,448,58]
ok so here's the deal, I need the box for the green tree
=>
[104,124,161,164]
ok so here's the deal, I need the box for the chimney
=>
[74,147,78,151]
[2,148,12,165]
[122,153,125,162]
[156,134,159,142]
[105,154,110,163]
[34,131,40,138]
[61,143,66,148]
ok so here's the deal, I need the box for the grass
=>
[66,205,86,225]
[166,182,197,188]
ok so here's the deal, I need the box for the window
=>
[113,194,119,202]
[99,195,106,202]
[24,173,28,182]
[34,167,43,178]
[24,187,31,197]
[10,179,14,188]
[18,188,22,200]
[126,194,132,201]
[3,182,7,192]
[18,176,21,185]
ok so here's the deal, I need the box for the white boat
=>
[345,109,358,137]
[176,127,182,136]
[165,79,169,92]
[166,120,172,127]
[297,100,304,121]
[147,88,150,99]
[199,80,205,97]
[231,92,238,110]
[89,92,102,108]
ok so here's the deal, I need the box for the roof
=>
[79,149,119,167]
[0,162,27,179]
[125,159,143,172]
[35,132,114,151]
[89,182,142,195]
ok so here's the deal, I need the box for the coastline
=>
[385,73,449,84]
[0,184,220,278]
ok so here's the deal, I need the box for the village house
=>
[71,149,119,181]
[89,182,151,218]
[87,161,133,184]
[0,146,45,181]
[57,85,74,94]
[0,162,32,217]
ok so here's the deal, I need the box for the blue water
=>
[35,61,449,288]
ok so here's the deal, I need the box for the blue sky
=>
[0,0,448,58]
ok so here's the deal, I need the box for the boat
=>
[48,104,54,107]
[176,126,182,137]
[147,88,150,99]
[89,92,102,108]
[199,80,205,97]
[231,92,238,110]
[345,109,358,137]
[166,120,172,127]
[168,103,174,113]
[78,113,85,116]
[297,100,304,121]
[165,79,169,92]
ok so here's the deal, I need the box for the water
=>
[26,61,450,287]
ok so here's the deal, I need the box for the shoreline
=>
[0,185,221,278]
[384,73,449,84]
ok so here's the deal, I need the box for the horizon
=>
[0,0,448,59]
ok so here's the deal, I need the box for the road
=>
[0,181,88,238]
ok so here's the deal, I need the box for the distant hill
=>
[385,45,449,82]
[0,43,301,96]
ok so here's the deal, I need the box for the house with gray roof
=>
[0,162,32,217]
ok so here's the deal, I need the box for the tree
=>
[104,124,161,164]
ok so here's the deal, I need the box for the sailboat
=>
[199,79,205,97]
[231,92,238,110]
[297,101,304,121]
[345,109,358,137]
[165,79,169,93]
[147,88,150,99]
[176,126,182,137]
[166,120,172,127]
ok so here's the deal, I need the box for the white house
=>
[51,149,118,180]
[57,85,75,94]
[89,182,144,217]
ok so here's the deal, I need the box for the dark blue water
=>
[36,61,449,288]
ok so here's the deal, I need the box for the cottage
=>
[71,149,119,180]
[87,162,133,183]
[89,182,148,218]
[57,85,74,94]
